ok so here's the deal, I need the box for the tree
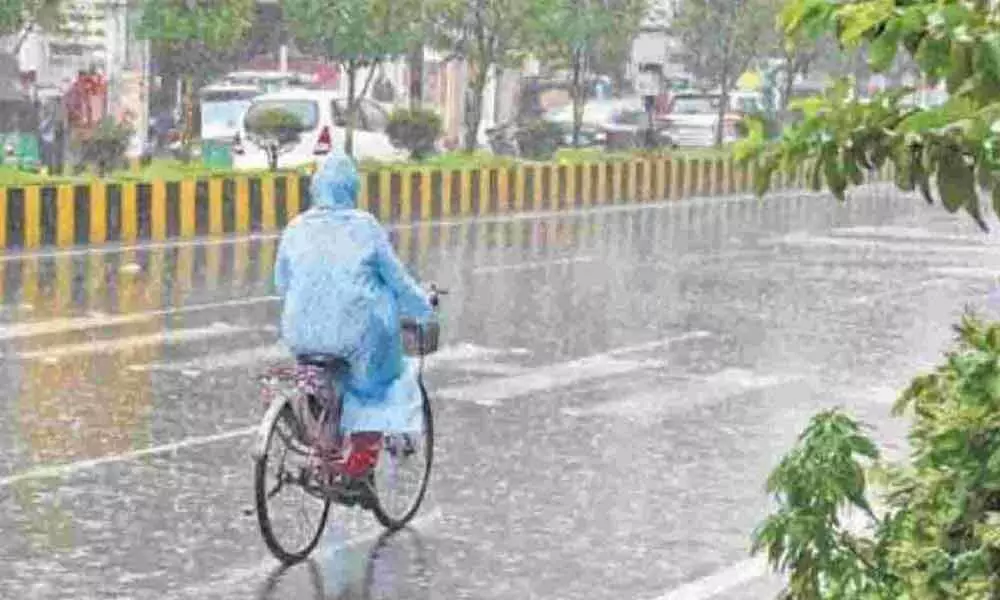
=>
[737,0,1000,232]
[0,0,61,58]
[741,1,1000,596]
[136,0,254,149]
[671,0,779,145]
[430,0,533,152]
[754,314,1000,598]
[244,108,305,171]
[283,0,419,156]
[529,0,647,147]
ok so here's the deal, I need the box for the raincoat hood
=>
[310,154,360,211]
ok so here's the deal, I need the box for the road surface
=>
[2,185,998,599]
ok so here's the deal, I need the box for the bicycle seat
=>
[295,354,350,373]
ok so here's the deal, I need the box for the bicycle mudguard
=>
[253,394,291,461]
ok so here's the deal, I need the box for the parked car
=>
[659,91,763,147]
[232,89,405,171]
[543,97,674,150]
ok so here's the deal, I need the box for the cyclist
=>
[274,154,433,480]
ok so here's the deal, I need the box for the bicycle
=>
[252,285,446,565]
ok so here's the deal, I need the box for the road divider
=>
[0,156,894,251]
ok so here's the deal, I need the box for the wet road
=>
[2,185,999,599]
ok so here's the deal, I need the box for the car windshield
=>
[732,96,762,113]
[671,96,718,114]
[244,100,319,130]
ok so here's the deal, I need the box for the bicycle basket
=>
[401,318,440,356]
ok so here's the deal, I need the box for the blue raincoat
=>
[274,155,432,434]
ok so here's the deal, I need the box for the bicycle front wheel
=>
[371,382,434,530]
[254,395,331,564]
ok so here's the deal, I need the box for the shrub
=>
[515,120,563,161]
[244,108,306,171]
[386,108,442,161]
[754,312,1000,598]
[73,117,134,177]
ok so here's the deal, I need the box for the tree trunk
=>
[408,45,424,111]
[463,66,488,153]
[182,75,195,162]
[345,61,357,157]
[715,76,729,147]
[571,50,584,148]
[267,144,279,171]
[12,22,35,56]
[780,66,796,112]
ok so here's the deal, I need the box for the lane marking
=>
[128,342,529,373]
[11,324,252,360]
[647,510,871,600]
[0,296,279,342]
[0,188,828,262]
[930,266,1000,280]
[563,370,806,418]
[0,426,257,487]
[472,255,597,274]
[830,225,989,243]
[0,335,702,485]
[439,332,711,406]
[766,232,999,255]
[847,278,953,305]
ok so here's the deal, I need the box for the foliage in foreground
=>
[754,314,1000,598]
[737,0,1000,231]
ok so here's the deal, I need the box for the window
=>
[245,100,319,130]
[671,96,719,114]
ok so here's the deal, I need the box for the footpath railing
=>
[0,156,892,251]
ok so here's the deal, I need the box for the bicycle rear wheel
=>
[254,395,331,564]
[371,382,434,530]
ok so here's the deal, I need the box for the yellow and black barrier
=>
[0,157,892,251]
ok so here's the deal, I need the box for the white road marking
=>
[766,232,998,255]
[437,332,710,406]
[604,331,713,357]
[0,426,257,487]
[440,355,664,406]
[563,369,806,419]
[128,342,528,373]
[0,296,279,342]
[11,323,251,360]
[847,279,952,305]
[472,255,598,274]
[930,266,1000,280]
[647,510,872,600]
[0,335,699,484]
[830,225,989,243]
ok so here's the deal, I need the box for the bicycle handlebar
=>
[428,283,448,308]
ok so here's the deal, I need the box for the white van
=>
[232,89,406,171]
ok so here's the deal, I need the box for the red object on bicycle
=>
[343,433,383,478]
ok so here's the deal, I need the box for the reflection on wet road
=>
[2,185,999,599]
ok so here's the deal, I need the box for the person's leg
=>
[340,322,405,478]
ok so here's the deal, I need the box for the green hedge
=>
[0,147,737,187]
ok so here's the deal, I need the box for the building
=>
[629,0,689,84]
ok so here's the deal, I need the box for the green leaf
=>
[948,42,975,95]
[975,34,1000,83]
[753,159,774,197]
[824,153,847,201]
[869,20,901,72]
[937,150,976,214]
